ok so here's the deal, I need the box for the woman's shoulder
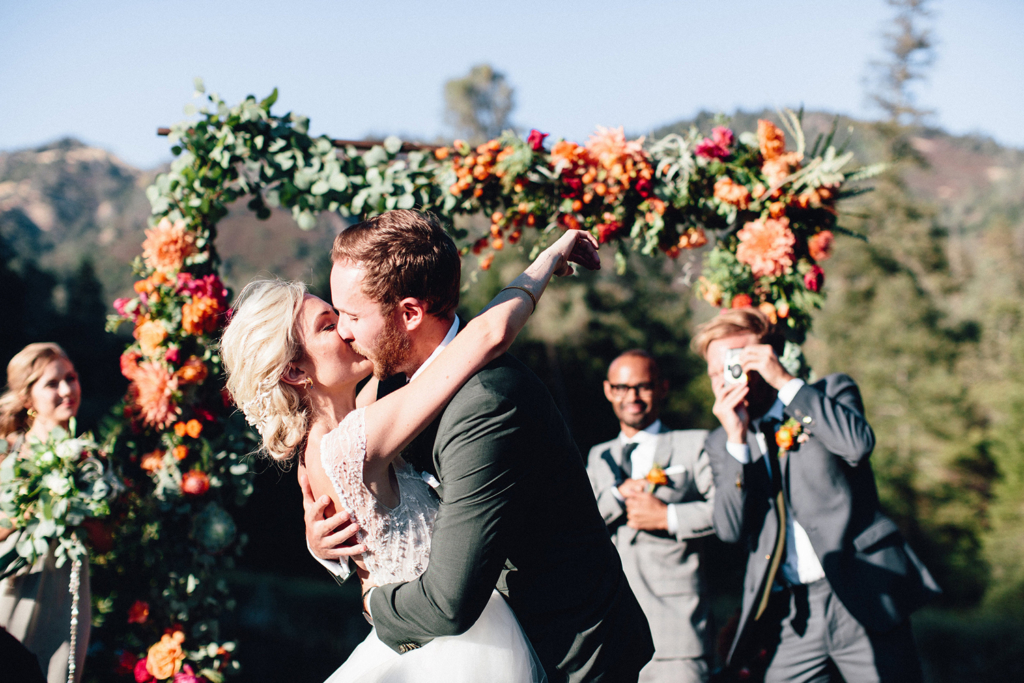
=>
[318,409,366,465]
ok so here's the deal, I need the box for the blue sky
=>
[1,0,1021,169]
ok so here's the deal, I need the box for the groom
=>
[307,209,654,682]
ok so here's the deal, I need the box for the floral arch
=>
[96,81,877,681]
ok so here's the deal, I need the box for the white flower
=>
[42,471,72,497]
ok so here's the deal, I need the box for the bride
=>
[221,229,599,682]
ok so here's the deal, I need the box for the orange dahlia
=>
[736,217,796,278]
[551,140,583,166]
[142,218,197,274]
[174,357,208,385]
[134,319,167,358]
[140,449,165,473]
[757,119,787,161]
[131,362,179,429]
[762,152,803,188]
[585,126,646,171]
[182,296,222,335]
[713,177,751,209]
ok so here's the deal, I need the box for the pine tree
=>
[807,0,992,605]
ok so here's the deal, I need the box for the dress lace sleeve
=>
[320,408,382,543]
[320,407,437,585]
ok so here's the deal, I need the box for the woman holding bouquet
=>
[0,342,89,683]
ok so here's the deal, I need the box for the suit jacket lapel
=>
[652,429,674,470]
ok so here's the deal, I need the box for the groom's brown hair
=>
[331,209,461,318]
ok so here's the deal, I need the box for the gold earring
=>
[304,377,313,388]
[27,408,37,418]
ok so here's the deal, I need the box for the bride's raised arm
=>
[362,229,599,468]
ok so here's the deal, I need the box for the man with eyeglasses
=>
[587,350,716,683]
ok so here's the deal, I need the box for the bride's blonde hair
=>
[221,279,309,461]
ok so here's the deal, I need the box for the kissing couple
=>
[221,210,654,682]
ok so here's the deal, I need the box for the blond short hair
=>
[220,279,308,461]
[691,308,784,360]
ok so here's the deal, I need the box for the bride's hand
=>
[545,229,601,277]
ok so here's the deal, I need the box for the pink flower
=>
[696,126,735,160]
[712,126,734,148]
[173,664,200,683]
[804,265,825,292]
[164,347,181,364]
[114,297,133,318]
[808,230,835,261]
[179,274,228,307]
[526,129,548,152]
[736,217,797,278]
[134,658,155,683]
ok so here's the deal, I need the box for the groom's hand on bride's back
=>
[300,470,366,561]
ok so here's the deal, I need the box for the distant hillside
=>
[0,138,342,304]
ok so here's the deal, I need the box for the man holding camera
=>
[694,309,939,683]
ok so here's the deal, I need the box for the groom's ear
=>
[396,297,427,332]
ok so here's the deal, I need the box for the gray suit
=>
[587,427,715,683]
[707,373,940,681]
[370,354,655,683]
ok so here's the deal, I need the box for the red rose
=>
[134,658,155,683]
[804,265,825,292]
[731,294,754,309]
[635,177,653,198]
[526,129,549,152]
[128,600,150,624]
[560,176,583,198]
[596,222,623,244]
[181,470,210,497]
[164,347,181,365]
[116,651,139,675]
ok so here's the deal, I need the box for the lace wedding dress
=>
[322,408,545,683]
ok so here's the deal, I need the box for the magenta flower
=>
[527,129,549,152]
[804,265,825,292]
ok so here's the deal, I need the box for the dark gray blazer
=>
[370,353,655,683]
[587,427,715,660]
[706,373,941,663]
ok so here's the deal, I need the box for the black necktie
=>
[620,442,639,480]
[755,418,787,620]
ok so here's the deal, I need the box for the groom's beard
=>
[354,316,411,380]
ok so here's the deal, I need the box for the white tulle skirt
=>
[327,591,546,683]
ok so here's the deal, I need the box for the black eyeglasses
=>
[607,382,656,397]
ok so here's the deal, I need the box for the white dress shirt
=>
[310,316,461,583]
[608,419,682,536]
[723,378,826,586]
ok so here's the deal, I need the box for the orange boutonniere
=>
[645,465,669,493]
[775,418,807,456]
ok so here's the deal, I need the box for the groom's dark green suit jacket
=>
[370,352,654,682]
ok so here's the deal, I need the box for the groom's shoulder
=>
[460,352,542,398]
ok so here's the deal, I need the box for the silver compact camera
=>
[723,348,747,386]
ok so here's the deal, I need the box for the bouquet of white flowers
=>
[0,421,123,579]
